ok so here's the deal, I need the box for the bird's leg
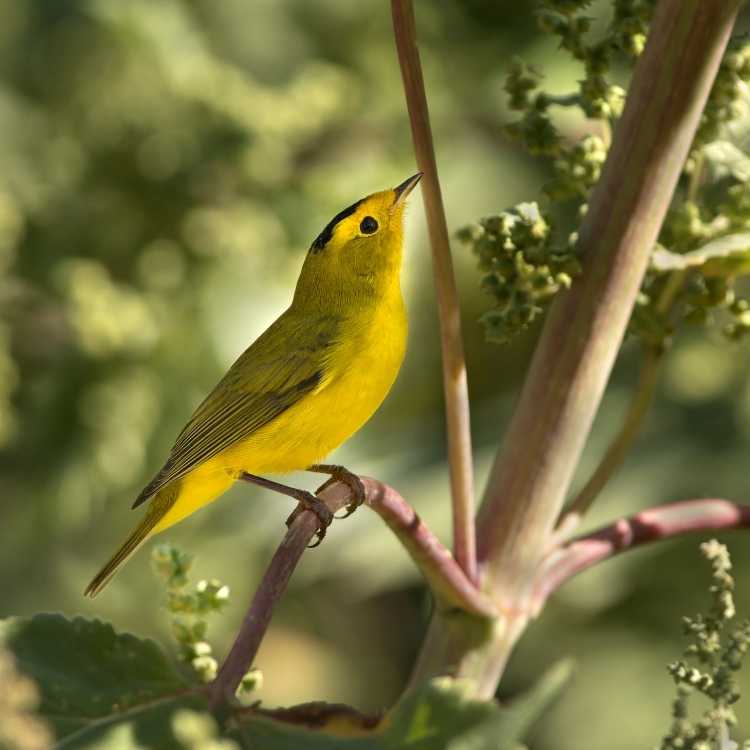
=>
[307,464,366,518]
[239,473,333,548]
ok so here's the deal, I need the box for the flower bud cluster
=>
[660,541,750,749]
[457,204,579,342]
[151,544,257,694]
[483,3,750,349]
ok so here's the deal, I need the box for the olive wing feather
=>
[132,312,341,508]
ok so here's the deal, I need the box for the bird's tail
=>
[84,492,172,598]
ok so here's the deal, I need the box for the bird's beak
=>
[392,172,423,207]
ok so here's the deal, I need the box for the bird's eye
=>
[359,216,379,234]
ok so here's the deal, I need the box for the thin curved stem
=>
[209,477,494,710]
[363,478,496,618]
[391,0,477,585]
[534,499,750,612]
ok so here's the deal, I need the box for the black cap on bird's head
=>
[309,173,422,254]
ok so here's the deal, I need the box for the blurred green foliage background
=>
[2,0,750,747]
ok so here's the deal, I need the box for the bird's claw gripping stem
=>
[239,472,333,548]
[311,464,366,518]
[285,491,333,548]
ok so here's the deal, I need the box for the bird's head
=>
[294,173,422,305]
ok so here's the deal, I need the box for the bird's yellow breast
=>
[225,292,407,474]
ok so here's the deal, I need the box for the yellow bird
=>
[85,173,422,597]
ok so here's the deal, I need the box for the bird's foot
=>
[285,491,333,548]
[240,472,333,548]
[310,464,366,519]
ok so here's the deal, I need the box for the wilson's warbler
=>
[85,173,422,597]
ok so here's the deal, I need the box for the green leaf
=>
[385,678,499,748]
[448,659,574,750]
[0,614,205,748]
[1,615,572,750]
[650,233,750,277]
[230,661,574,750]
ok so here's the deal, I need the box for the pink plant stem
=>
[362,478,495,617]
[534,499,750,611]
[391,0,477,585]
[208,487,346,710]
[209,477,494,710]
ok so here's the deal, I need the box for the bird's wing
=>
[132,311,341,508]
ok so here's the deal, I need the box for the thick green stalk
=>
[560,346,662,524]
[409,0,742,697]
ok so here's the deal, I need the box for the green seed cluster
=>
[151,544,260,696]
[510,0,651,131]
[544,135,608,202]
[464,1,651,343]
[503,60,561,156]
[691,41,750,159]
[628,34,750,346]
[152,544,228,683]
[635,183,750,346]
[456,204,579,343]
[468,0,750,348]
[659,540,750,750]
